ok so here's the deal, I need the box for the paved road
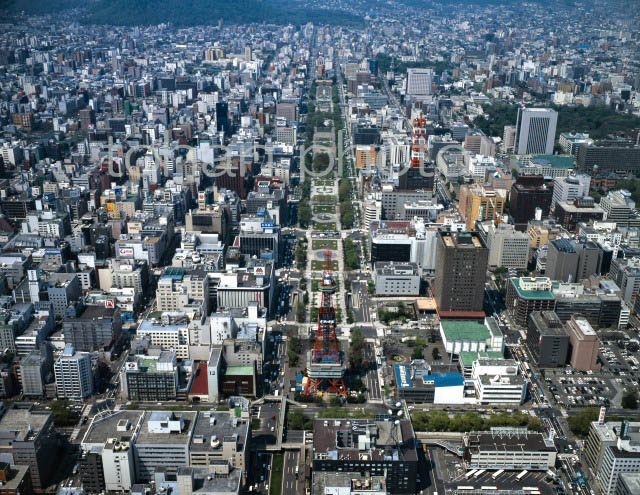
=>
[282,450,301,494]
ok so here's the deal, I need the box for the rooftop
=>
[459,351,504,367]
[465,430,556,452]
[511,277,555,300]
[0,406,51,441]
[312,419,418,462]
[225,365,255,376]
[441,320,490,341]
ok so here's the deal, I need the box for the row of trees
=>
[343,239,360,270]
[412,410,543,433]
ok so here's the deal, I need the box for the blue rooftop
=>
[394,364,412,388]
[422,372,465,388]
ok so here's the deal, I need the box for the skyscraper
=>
[515,107,558,155]
[433,231,489,314]
[406,68,434,97]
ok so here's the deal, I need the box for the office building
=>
[459,185,505,231]
[156,268,210,314]
[503,125,517,154]
[566,316,600,371]
[609,257,640,304]
[472,358,527,405]
[19,346,53,397]
[598,422,640,495]
[617,474,640,495]
[63,305,122,353]
[80,409,249,489]
[555,197,605,231]
[311,418,418,494]
[546,238,603,283]
[0,404,56,489]
[481,222,530,271]
[506,277,556,327]
[551,174,591,211]
[46,273,81,317]
[54,346,93,400]
[515,108,558,155]
[406,68,433,97]
[121,350,178,401]
[433,232,488,315]
[600,190,640,229]
[526,311,569,367]
[559,132,593,156]
[509,176,554,229]
[373,262,420,296]
[576,140,640,173]
[553,283,623,329]
[394,363,466,404]
[463,429,557,470]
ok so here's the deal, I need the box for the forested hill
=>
[0,0,364,27]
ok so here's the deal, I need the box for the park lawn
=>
[313,204,336,214]
[313,221,336,231]
[311,260,339,271]
[312,240,338,250]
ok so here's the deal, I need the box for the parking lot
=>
[541,334,640,409]
[445,466,555,495]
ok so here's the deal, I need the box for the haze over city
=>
[0,2,638,495]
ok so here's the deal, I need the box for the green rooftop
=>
[441,320,490,341]
[459,351,504,367]
[511,278,555,300]
[225,366,254,376]
[139,357,159,372]
[531,154,575,169]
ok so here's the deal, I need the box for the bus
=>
[457,487,474,491]
[491,470,505,480]
[481,487,498,491]
[522,488,541,494]
[465,470,477,480]
[515,470,528,482]
[473,470,486,479]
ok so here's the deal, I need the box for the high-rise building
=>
[506,277,556,327]
[54,345,93,400]
[551,174,591,211]
[566,316,600,371]
[406,68,433,97]
[503,125,517,154]
[546,238,603,283]
[481,221,529,270]
[515,107,558,155]
[0,404,57,489]
[526,311,569,367]
[509,175,554,229]
[433,231,489,315]
[609,257,640,304]
[459,185,505,231]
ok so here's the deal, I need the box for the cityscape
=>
[0,1,639,495]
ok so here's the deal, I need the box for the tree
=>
[411,346,424,360]
[431,348,440,361]
[622,390,639,410]
[567,408,600,437]
[287,349,299,367]
[298,202,312,227]
[350,328,366,371]
[296,301,306,323]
